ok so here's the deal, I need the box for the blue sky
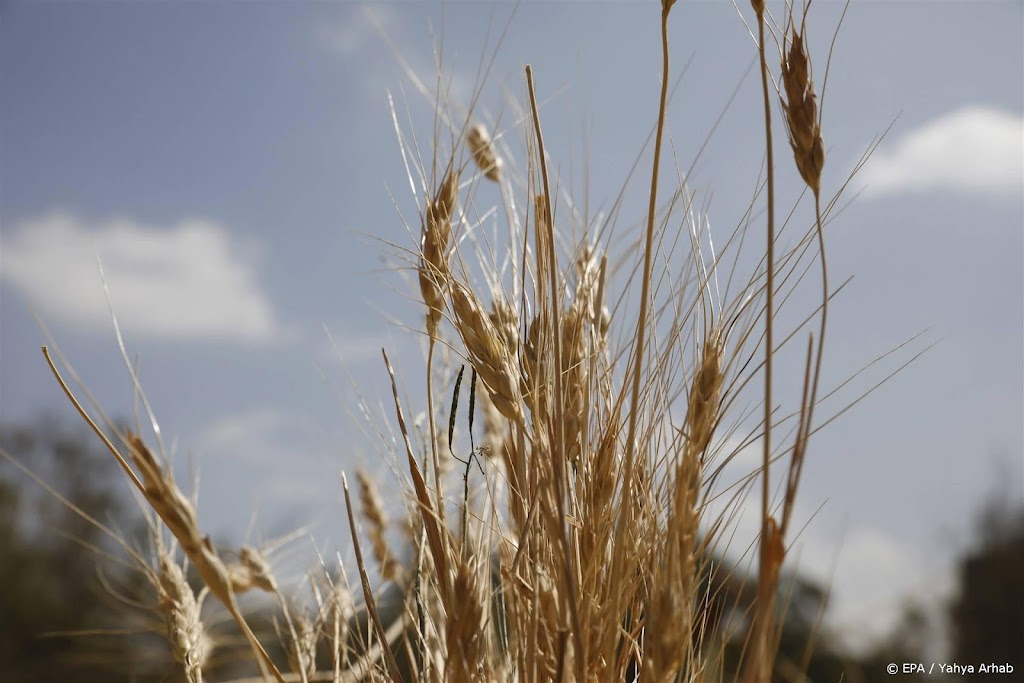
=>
[2,0,1022,652]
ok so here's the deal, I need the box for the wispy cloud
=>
[319,323,402,368]
[859,106,1024,199]
[195,409,338,503]
[191,410,346,544]
[0,211,288,343]
[315,6,476,119]
[316,5,397,58]
[195,409,294,462]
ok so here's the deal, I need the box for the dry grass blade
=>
[342,472,403,682]
[380,348,453,603]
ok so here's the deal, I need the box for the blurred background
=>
[1,1,1021,680]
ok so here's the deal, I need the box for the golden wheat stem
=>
[612,5,675,672]
[623,0,673,513]
[524,71,567,466]
[525,64,587,678]
[783,193,828,537]
[747,3,778,681]
[803,190,828,453]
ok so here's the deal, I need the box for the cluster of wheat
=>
[15,1,873,681]
[359,2,836,680]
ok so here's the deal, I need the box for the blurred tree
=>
[714,566,859,683]
[0,417,152,682]
[845,483,1024,683]
[949,488,1024,678]
[845,602,934,683]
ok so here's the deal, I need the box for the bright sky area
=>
[2,0,1022,655]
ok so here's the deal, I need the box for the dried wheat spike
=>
[287,612,319,680]
[467,123,503,182]
[573,244,602,320]
[123,433,286,682]
[483,300,520,455]
[445,558,487,683]
[127,433,203,553]
[419,167,460,338]
[157,553,210,683]
[522,312,547,415]
[781,26,825,194]
[327,581,353,662]
[230,545,277,593]
[356,469,399,582]
[450,280,524,423]
[684,330,724,455]
[561,305,588,464]
[488,298,520,352]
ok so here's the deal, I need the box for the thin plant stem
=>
[750,5,778,682]
[525,63,586,679]
[624,0,674,507]
[783,191,828,535]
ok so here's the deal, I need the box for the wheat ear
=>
[156,551,210,683]
[781,24,825,195]
[449,280,524,424]
[419,167,460,339]
[467,123,503,182]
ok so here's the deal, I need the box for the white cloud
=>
[794,526,954,657]
[859,106,1023,198]
[0,211,287,343]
